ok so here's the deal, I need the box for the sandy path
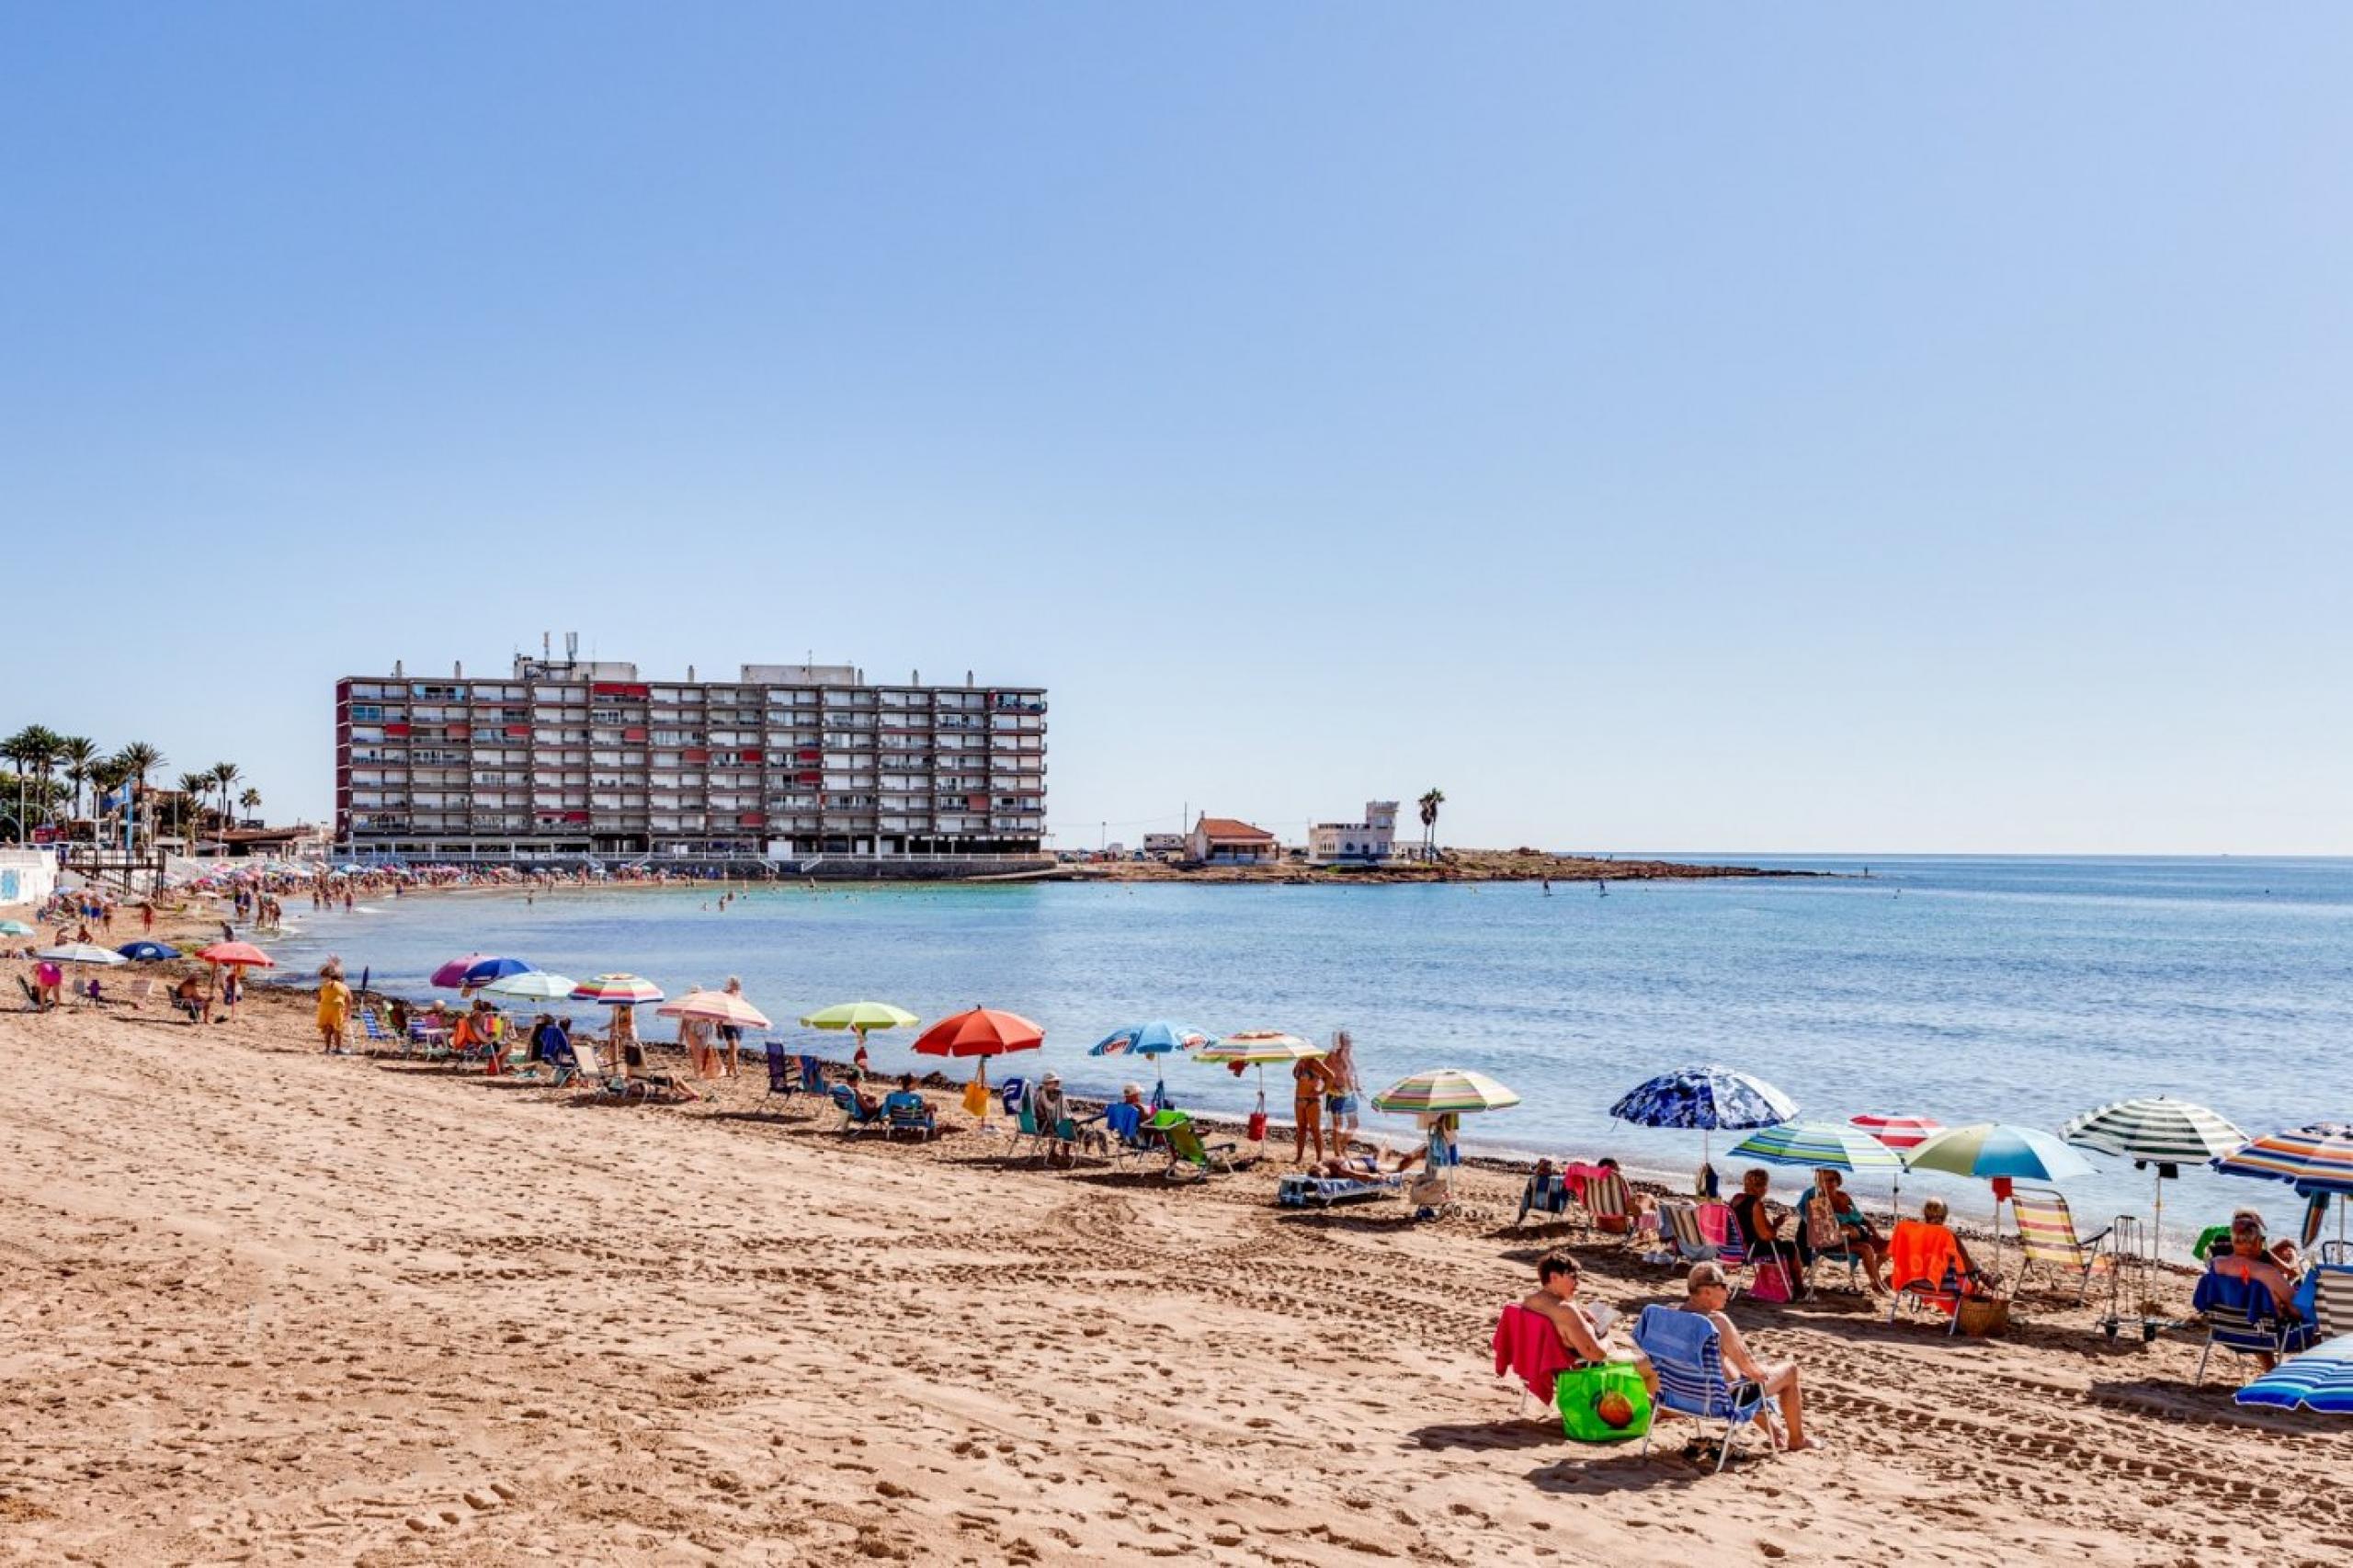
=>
[2,996,2349,1566]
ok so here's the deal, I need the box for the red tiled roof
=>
[1197,817,1274,841]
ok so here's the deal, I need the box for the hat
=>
[1041,1071,1061,1085]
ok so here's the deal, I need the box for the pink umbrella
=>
[655,990,772,1030]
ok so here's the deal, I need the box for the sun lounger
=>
[1631,1304,1783,1471]
[1279,1172,1403,1209]
[1154,1112,1236,1181]
[884,1091,937,1141]
[2193,1266,2316,1384]
[2009,1187,2113,1302]
[829,1083,889,1133]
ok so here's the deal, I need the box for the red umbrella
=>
[911,1006,1044,1059]
[911,1006,1044,1129]
[1850,1113,1942,1152]
[196,941,276,969]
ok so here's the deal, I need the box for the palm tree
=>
[2,726,42,843]
[210,762,241,845]
[57,736,97,832]
[238,786,262,822]
[1416,788,1446,859]
[21,725,62,830]
[176,770,215,846]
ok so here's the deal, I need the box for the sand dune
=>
[2,992,2348,1566]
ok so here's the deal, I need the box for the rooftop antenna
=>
[565,631,578,664]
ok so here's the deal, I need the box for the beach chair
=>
[15,975,41,1011]
[408,1016,451,1059]
[1802,1198,1867,1294]
[1885,1220,1968,1336]
[358,1007,398,1051]
[2193,1267,2314,1384]
[1631,1304,1783,1471]
[761,1041,797,1109]
[797,1054,824,1096]
[1007,1092,1049,1164]
[1517,1165,1574,1228]
[884,1091,938,1142]
[1157,1113,1236,1182]
[1718,1208,1802,1305]
[829,1083,889,1134]
[515,1033,583,1087]
[2009,1187,2113,1302]
[1100,1102,1156,1167]
[1584,1172,1639,1243]
[2307,1262,2353,1339]
[1661,1202,1721,1265]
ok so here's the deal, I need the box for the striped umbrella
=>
[1850,1113,1944,1153]
[1194,1030,1322,1114]
[2212,1123,2353,1196]
[1731,1121,1904,1173]
[570,973,665,1006]
[657,990,773,1030]
[2063,1096,2248,1254]
[1370,1068,1521,1116]
[1904,1123,2095,1184]
[2234,1333,2353,1415]
[480,971,582,1003]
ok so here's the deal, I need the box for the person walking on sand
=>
[142,903,154,934]
[717,976,746,1077]
[1681,1262,1817,1451]
[314,960,352,1052]
[1291,1053,1336,1165]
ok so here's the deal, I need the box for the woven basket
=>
[1957,1295,2011,1337]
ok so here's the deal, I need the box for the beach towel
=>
[1492,1303,1575,1403]
[1889,1221,1966,1314]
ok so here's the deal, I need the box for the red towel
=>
[1492,1303,1575,1403]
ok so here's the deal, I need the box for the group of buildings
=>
[1133,801,1410,867]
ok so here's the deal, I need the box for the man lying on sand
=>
[1313,1147,1425,1180]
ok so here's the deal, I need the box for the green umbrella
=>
[0,919,35,937]
[801,1001,921,1065]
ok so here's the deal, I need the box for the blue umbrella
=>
[1610,1063,1799,1166]
[1090,1020,1217,1092]
[457,956,532,988]
[116,940,178,960]
[2234,1333,2353,1415]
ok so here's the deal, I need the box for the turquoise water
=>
[261,857,2353,1237]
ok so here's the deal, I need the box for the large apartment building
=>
[335,649,1048,864]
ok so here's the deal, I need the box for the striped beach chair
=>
[1584,1171,1638,1242]
[2193,1267,2313,1384]
[2009,1187,2112,1302]
[1660,1202,1720,1265]
[2301,1256,2353,1340]
[1631,1304,1782,1471]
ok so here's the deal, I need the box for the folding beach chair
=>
[1803,1198,1867,1294]
[2009,1187,2113,1302]
[1720,1208,1801,1305]
[797,1054,824,1095]
[829,1083,889,1134]
[761,1040,796,1110]
[1517,1165,1574,1228]
[1631,1304,1783,1471]
[1584,1172,1638,1242]
[1007,1092,1049,1164]
[2311,1258,2353,1340]
[1100,1102,1156,1167]
[884,1091,938,1142]
[358,1007,397,1051]
[1156,1113,1237,1182]
[1660,1202,1721,1265]
[2193,1267,2314,1384]
[1886,1220,1968,1336]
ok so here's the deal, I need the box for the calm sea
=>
[259,856,2353,1239]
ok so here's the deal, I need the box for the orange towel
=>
[1889,1221,1963,1312]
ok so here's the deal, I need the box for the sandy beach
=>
[4,971,2351,1568]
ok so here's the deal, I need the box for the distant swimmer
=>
[1541,879,1552,896]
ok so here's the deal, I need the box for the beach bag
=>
[1247,1108,1269,1141]
[1555,1362,1653,1443]
[1745,1254,1794,1303]
[961,1079,994,1119]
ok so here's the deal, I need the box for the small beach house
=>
[1187,814,1279,865]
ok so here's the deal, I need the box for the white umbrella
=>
[35,942,128,966]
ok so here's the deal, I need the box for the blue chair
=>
[797,1054,824,1095]
[2194,1267,2316,1384]
[884,1091,937,1141]
[1101,1101,1157,1165]
[829,1083,888,1134]
[762,1040,796,1108]
[1631,1304,1783,1471]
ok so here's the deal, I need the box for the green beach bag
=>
[1555,1362,1654,1444]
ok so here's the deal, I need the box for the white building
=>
[1309,801,1399,865]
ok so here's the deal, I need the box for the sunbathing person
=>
[1314,1146,1427,1179]
[1521,1252,1655,1392]
[1681,1262,1815,1450]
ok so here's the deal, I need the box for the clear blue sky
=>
[6,6,2350,854]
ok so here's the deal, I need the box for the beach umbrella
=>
[1732,1121,1904,1173]
[2211,1123,2353,1195]
[912,1006,1044,1127]
[1609,1063,1798,1169]
[432,954,532,990]
[2234,1334,2353,1415]
[658,989,773,1030]
[0,919,35,936]
[1850,1113,1945,1153]
[1091,1019,1217,1095]
[570,973,665,1005]
[36,941,129,966]
[1195,1030,1323,1112]
[1371,1067,1523,1116]
[801,1000,920,1063]
[2062,1096,2247,1254]
[195,941,275,968]
[480,971,582,1003]
[116,939,178,961]
[1904,1123,2095,1185]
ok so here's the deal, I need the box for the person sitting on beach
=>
[846,1069,884,1119]
[34,959,63,1011]
[2209,1210,2303,1324]
[1902,1198,2000,1294]
[1730,1168,1811,1297]
[1680,1262,1815,1450]
[1521,1253,1656,1392]
[387,996,410,1038]
[1032,1072,1075,1163]
[172,974,210,1025]
[1810,1169,1888,1294]
[883,1074,926,1118]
